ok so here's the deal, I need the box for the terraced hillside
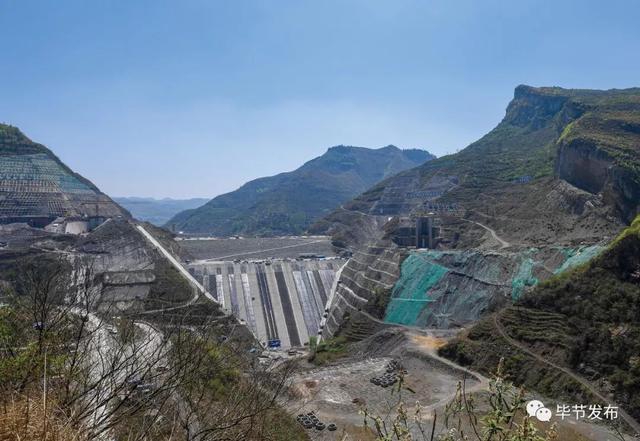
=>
[317,85,640,341]
[322,243,402,340]
[441,215,640,421]
[167,145,434,236]
[0,124,126,225]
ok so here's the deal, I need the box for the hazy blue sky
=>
[1,1,639,198]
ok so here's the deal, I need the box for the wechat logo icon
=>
[526,400,552,422]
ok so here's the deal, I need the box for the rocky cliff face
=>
[503,85,582,130]
[555,105,640,222]
[320,85,640,341]
[556,140,612,194]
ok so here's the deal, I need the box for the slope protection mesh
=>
[0,154,94,194]
[0,153,122,219]
[385,245,605,327]
[384,252,446,325]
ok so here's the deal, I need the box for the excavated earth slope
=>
[317,85,640,340]
[0,124,126,224]
[441,216,640,424]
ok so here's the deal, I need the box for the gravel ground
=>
[289,353,472,440]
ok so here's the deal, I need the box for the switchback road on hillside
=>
[493,313,640,435]
[405,330,490,414]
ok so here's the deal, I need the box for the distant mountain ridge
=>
[0,124,126,224]
[114,197,209,226]
[167,145,435,236]
[313,85,640,247]
[316,85,640,353]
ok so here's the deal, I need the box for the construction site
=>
[0,151,124,231]
[188,257,345,349]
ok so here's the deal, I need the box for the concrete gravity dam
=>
[187,258,345,349]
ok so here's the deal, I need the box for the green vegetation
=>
[308,335,349,365]
[0,123,103,192]
[441,216,640,421]
[167,145,434,236]
[440,313,592,406]
[419,87,638,188]
[0,123,49,156]
[146,259,194,307]
[317,85,640,244]
[369,286,392,318]
[0,254,307,441]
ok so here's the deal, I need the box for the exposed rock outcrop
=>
[320,85,640,340]
[557,139,640,223]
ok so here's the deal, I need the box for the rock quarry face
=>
[320,85,640,339]
[0,124,192,315]
[557,138,640,224]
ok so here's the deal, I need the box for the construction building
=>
[391,215,439,249]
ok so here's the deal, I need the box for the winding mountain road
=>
[493,313,640,435]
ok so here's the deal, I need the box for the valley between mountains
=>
[1,84,639,440]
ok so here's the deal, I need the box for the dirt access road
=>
[462,218,511,249]
[494,313,640,436]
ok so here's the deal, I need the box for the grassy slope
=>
[440,215,640,419]
[167,145,434,236]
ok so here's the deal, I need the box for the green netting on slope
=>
[510,245,604,299]
[384,252,448,325]
[511,254,538,300]
[553,245,604,274]
[0,154,94,194]
[385,244,607,323]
